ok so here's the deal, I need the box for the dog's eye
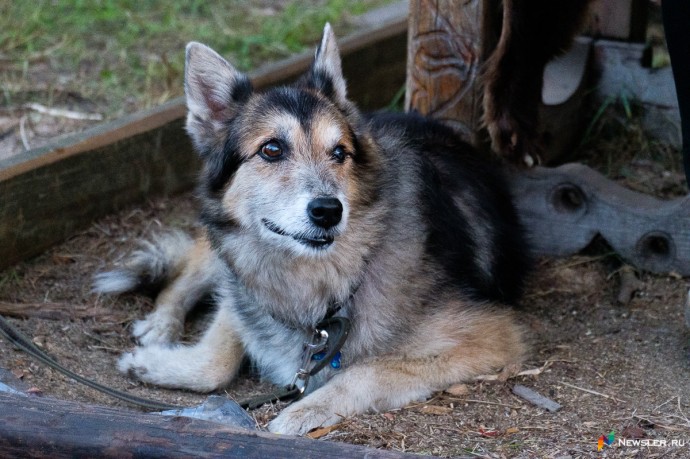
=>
[332,145,347,163]
[259,141,284,161]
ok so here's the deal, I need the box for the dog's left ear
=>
[307,23,348,105]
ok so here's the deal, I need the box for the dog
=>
[94,24,531,435]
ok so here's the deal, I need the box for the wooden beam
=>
[0,113,197,270]
[0,16,407,270]
[0,392,420,458]
[510,164,690,275]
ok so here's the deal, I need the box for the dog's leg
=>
[268,309,525,435]
[94,232,221,346]
[483,0,592,166]
[132,236,220,346]
[118,304,244,392]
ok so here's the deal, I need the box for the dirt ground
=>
[1,139,690,459]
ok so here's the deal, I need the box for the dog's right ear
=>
[184,42,252,154]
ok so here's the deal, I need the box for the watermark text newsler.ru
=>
[618,438,686,447]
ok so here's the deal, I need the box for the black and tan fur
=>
[95,24,531,435]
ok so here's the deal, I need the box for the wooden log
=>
[406,1,690,276]
[510,164,690,275]
[0,392,421,458]
[0,15,407,271]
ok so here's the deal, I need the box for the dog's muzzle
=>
[261,197,343,250]
[262,219,335,249]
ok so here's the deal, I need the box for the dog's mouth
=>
[261,219,335,249]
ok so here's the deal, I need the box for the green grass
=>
[575,93,685,197]
[0,0,393,118]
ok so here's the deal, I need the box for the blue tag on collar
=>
[330,351,342,369]
[311,350,342,369]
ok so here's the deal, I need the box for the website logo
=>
[598,431,615,451]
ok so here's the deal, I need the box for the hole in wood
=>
[637,231,675,266]
[551,183,586,214]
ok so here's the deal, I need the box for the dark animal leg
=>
[483,0,592,166]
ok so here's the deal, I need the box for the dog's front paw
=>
[131,309,183,346]
[117,346,185,387]
[117,342,240,392]
[268,399,342,435]
[118,348,152,380]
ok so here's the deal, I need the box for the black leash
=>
[0,313,350,412]
[0,314,181,410]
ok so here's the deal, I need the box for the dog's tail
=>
[92,230,194,296]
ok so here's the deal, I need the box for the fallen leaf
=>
[51,253,76,264]
[420,405,452,415]
[479,426,501,437]
[505,427,519,434]
[382,412,395,421]
[32,336,46,348]
[306,423,341,439]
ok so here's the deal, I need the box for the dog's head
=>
[185,24,379,256]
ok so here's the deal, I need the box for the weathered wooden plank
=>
[0,16,407,270]
[0,392,421,459]
[1,114,197,270]
[1,113,197,270]
[510,164,690,275]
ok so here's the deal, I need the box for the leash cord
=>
[0,314,351,412]
[0,314,181,411]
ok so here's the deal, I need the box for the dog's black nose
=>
[307,197,343,229]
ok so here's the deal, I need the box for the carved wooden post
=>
[406,0,499,146]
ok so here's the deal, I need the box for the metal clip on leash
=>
[290,328,329,392]
[239,316,350,410]
[290,316,351,393]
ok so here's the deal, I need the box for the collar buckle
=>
[288,317,351,393]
